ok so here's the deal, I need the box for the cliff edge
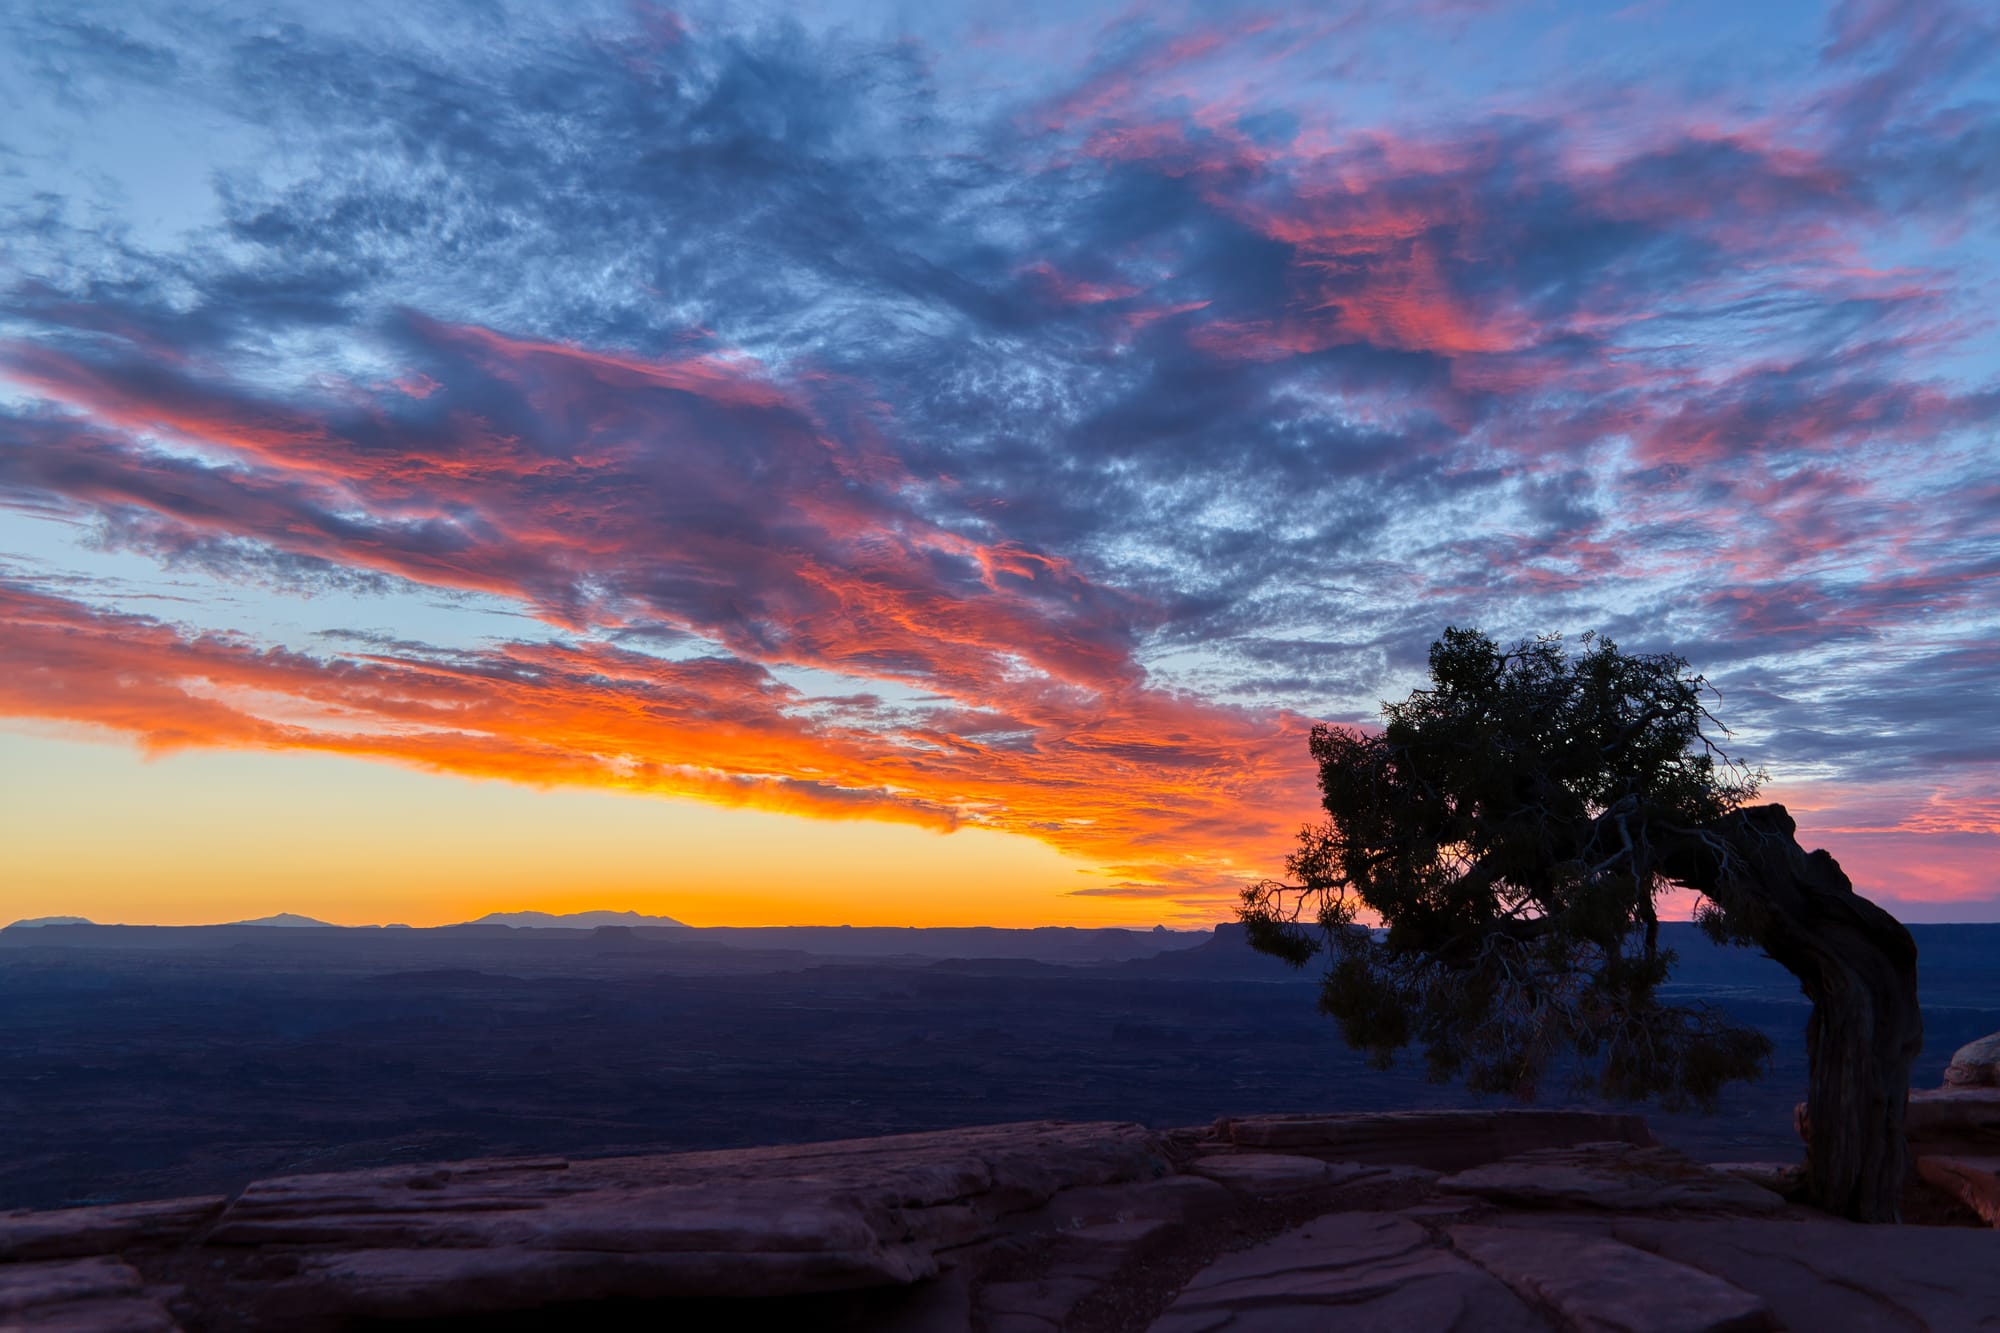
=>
[4,1099,1998,1332]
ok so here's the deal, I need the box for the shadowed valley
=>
[5,919,1995,1213]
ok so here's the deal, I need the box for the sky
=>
[1,0,1997,928]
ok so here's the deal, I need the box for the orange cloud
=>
[0,578,1318,906]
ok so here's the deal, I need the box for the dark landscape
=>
[6,917,1996,1213]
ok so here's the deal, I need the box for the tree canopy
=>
[1241,627,1777,1107]
[1243,627,1923,1222]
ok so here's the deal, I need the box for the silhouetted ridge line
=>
[467,909,689,929]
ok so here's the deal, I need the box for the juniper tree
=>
[1241,628,1921,1222]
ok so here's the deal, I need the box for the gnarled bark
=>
[1669,804,1922,1222]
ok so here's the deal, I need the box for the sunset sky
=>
[2,0,1997,927]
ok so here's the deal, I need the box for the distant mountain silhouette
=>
[1116,922,1309,979]
[467,909,688,929]
[230,913,337,927]
[5,916,93,928]
[664,925,1204,961]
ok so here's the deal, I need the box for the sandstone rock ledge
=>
[1909,1086,2000,1229]
[1,1110,1994,1332]
[1796,1036,2000,1232]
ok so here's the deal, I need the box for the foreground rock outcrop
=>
[1799,1026,2000,1230]
[1945,1032,2000,1088]
[1,1109,1994,1332]
[1910,1068,2000,1228]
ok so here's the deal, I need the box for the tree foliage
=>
[1241,627,1776,1108]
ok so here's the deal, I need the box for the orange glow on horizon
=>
[0,730,1234,929]
[5,723,1993,932]
[0,574,1323,916]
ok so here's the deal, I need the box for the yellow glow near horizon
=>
[0,730,1218,928]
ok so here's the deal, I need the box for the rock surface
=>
[1906,1086,2000,1143]
[1916,1154,2000,1226]
[1185,1153,1385,1197]
[1438,1142,1786,1214]
[1450,1224,1774,1333]
[0,1110,1993,1331]
[1877,1042,2000,1233]
[1218,1109,1653,1170]
[1150,1212,1546,1333]
[1707,1162,1805,1196]
[1945,1031,2000,1087]
[1611,1216,2000,1331]
[0,1256,179,1332]
[210,1120,1168,1321]
[0,1197,226,1263]
[1803,1083,2000,1155]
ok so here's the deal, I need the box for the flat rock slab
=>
[1915,1154,2000,1226]
[1451,1224,1773,1333]
[1149,1212,1548,1332]
[1706,1163,1803,1196]
[1907,1087,2000,1145]
[1039,1175,1235,1231]
[978,1274,1102,1324]
[1187,1154,1386,1196]
[1041,1218,1179,1282]
[0,1196,228,1263]
[292,1224,933,1318]
[195,1120,1172,1318]
[1440,1142,1784,1215]
[0,1256,179,1331]
[1613,1216,2000,1332]
[1219,1110,1652,1171]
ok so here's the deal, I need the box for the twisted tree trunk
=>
[1673,804,1922,1222]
